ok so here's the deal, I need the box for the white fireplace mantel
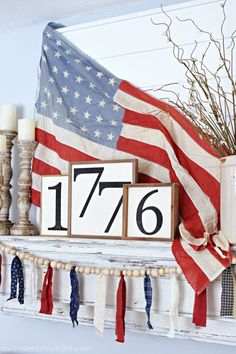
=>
[0,235,235,346]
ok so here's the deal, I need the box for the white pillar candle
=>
[18,119,35,141]
[0,135,7,152]
[0,104,17,131]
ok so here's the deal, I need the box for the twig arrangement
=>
[152,0,236,156]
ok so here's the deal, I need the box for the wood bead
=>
[170,267,176,275]
[122,270,127,276]
[79,266,84,273]
[19,252,25,260]
[0,245,6,251]
[232,256,236,265]
[126,269,133,277]
[159,268,165,276]
[75,266,80,273]
[44,259,50,266]
[146,269,151,276]
[34,257,39,264]
[90,268,95,274]
[24,254,30,260]
[37,258,45,266]
[84,266,91,274]
[5,246,11,254]
[103,268,110,276]
[133,269,140,277]
[50,260,57,269]
[151,269,158,277]
[114,269,120,277]
[109,269,114,276]
[29,256,35,262]
[140,269,146,277]
[95,268,101,274]
[56,262,63,269]
[10,249,17,255]
[164,267,170,275]
[65,263,73,271]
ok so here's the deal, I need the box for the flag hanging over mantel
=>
[32,22,231,295]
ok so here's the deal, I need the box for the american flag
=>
[32,22,231,295]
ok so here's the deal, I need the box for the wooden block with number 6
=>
[122,183,179,241]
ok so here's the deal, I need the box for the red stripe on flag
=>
[119,81,221,158]
[32,158,61,175]
[31,189,41,207]
[36,128,97,162]
[138,173,161,184]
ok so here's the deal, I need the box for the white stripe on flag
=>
[32,172,42,192]
[180,238,225,281]
[114,89,220,182]
[34,143,69,173]
[121,123,218,233]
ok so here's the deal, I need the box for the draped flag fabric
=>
[32,22,231,295]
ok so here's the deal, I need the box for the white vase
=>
[220,155,236,244]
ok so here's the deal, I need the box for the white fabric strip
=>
[114,89,220,182]
[167,274,179,338]
[94,272,107,337]
[121,123,218,233]
[180,239,225,281]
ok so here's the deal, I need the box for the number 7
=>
[73,167,104,217]
[99,181,130,232]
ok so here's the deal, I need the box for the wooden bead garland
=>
[0,242,235,278]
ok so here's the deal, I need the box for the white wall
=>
[0,0,235,353]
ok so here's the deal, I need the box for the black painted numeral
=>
[48,182,67,231]
[136,190,163,235]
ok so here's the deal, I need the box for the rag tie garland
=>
[7,255,24,304]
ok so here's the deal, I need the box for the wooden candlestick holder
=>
[10,141,39,236]
[0,130,17,232]
[0,153,9,235]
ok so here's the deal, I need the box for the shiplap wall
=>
[59,0,236,106]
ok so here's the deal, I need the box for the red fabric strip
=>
[116,273,126,343]
[192,289,207,327]
[39,265,53,315]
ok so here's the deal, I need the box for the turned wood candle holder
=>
[0,153,9,235]
[0,130,17,231]
[10,140,39,236]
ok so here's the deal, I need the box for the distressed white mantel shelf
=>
[0,235,236,346]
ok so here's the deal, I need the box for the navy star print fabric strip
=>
[144,271,153,329]
[7,255,24,304]
[70,266,80,327]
